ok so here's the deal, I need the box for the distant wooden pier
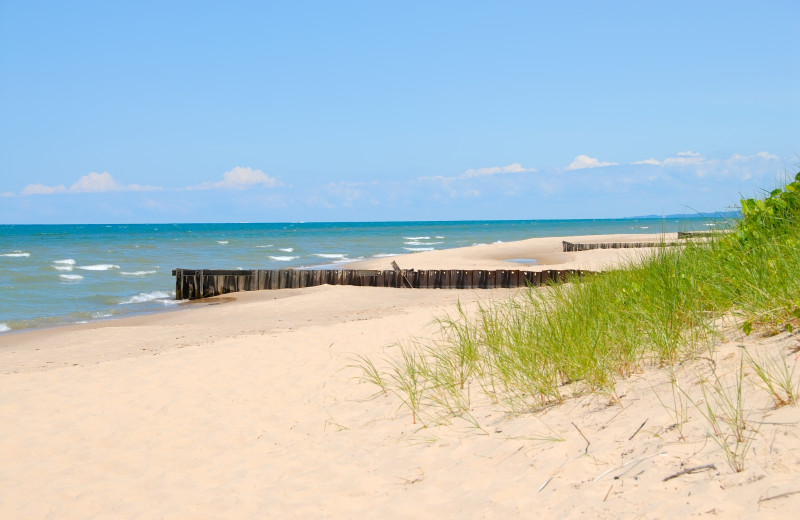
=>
[172,267,591,300]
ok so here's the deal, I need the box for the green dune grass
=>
[359,172,800,425]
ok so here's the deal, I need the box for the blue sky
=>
[1,1,797,224]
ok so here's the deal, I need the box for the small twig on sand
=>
[662,463,716,481]
[572,421,590,455]
[758,490,800,503]
[537,477,553,493]
[594,452,665,482]
[628,419,648,441]
[603,484,613,502]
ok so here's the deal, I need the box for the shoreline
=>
[0,232,674,337]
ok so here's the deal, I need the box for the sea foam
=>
[59,274,84,281]
[278,247,294,252]
[78,264,120,271]
[1,251,30,257]
[403,247,435,252]
[119,291,173,305]
[120,270,157,276]
[313,253,347,259]
[54,259,76,265]
[269,256,298,261]
[0,323,10,332]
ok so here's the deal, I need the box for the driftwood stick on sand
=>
[662,463,717,481]
[628,419,648,441]
[757,489,800,503]
[572,421,591,455]
[594,452,666,482]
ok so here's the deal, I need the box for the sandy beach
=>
[1,233,798,519]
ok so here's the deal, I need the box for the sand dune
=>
[1,234,798,518]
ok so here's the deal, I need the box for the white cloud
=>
[461,162,537,178]
[566,155,619,170]
[189,167,280,190]
[1,191,17,197]
[69,172,119,193]
[633,151,709,167]
[21,172,160,196]
[417,162,537,184]
[730,151,779,162]
[22,183,67,195]
[632,158,662,166]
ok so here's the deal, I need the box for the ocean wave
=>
[269,256,299,261]
[120,270,157,276]
[54,265,74,271]
[372,253,400,258]
[119,291,173,305]
[278,247,294,252]
[0,323,9,332]
[404,241,443,246]
[78,264,120,271]
[313,253,347,259]
[403,247,434,252]
[435,236,444,239]
[403,236,430,240]
[1,251,30,257]
[256,245,274,248]
[217,241,228,244]
[54,259,76,265]
[59,274,84,281]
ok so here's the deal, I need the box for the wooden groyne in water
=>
[172,267,591,300]
[561,240,680,252]
[561,231,726,252]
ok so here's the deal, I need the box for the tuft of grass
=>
[652,368,690,441]
[746,347,800,407]
[685,358,759,473]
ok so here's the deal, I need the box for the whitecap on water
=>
[278,247,294,252]
[59,274,84,281]
[120,270,157,276]
[77,264,120,271]
[404,241,443,246]
[217,241,228,245]
[54,259,76,265]
[269,256,298,261]
[0,323,10,332]
[119,291,173,305]
[313,253,346,259]
[403,236,429,240]
[54,265,74,271]
[403,247,434,252]
[372,253,400,258]
[1,251,30,257]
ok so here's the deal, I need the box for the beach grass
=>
[360,172,800,427]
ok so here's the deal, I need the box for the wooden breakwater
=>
[562,240,681,252]
[172,268,590,300]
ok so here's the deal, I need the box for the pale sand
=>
[1,234,798,518]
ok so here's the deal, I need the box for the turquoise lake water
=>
[0,218,724,333]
